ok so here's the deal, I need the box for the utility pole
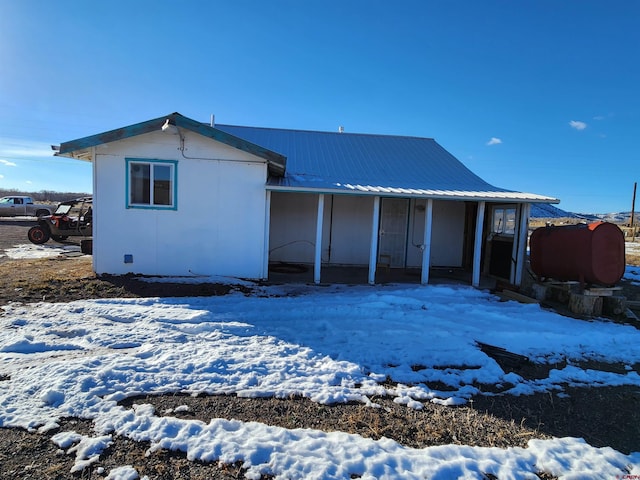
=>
[631,182,637,242]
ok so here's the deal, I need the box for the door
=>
[379,198,409,268]
[488,205,517,280]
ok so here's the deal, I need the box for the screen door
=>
[378,198,409,268]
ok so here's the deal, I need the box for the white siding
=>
[407,200,465,267]
[431,201,465,266]
[326,195,374,265]
[269,192,318,263]
[269,193,374,266]
[92,130,268,278]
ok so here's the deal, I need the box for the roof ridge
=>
[214,123,435,141]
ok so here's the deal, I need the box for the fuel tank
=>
[529,221,625,286]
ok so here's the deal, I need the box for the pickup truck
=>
[0,196,52,217]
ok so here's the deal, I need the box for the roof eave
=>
[266,184,559,203]
[57,112,287,176]
[58,116,167,155]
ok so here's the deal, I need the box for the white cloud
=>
[25,180,32,185]
[0,174,4,179]
[569,120,587,130]
[0,138,53,158]
[0,159,17,167]
[486,137,502,146]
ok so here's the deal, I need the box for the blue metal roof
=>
[57,112,556,203]
[216,124,557,203]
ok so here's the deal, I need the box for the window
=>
[126,159,177,209]
[491,206,516,235]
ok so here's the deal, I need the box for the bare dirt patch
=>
[0,256,238,306]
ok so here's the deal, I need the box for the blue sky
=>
[0,1,638,213]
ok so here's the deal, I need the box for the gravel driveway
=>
[0,218,81,263]
[0,218,36,261]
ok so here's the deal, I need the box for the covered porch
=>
[264,191,532,288]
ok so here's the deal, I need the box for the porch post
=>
[262,190,271,280]
[91,147,98,274]
[472,201,486,288]
[514,203,530,286]
[421,199,433,285]
[368,196,381,285]
[510,205,519,284]
[314,194,325,284]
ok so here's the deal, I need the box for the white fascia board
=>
[265,184,559,204]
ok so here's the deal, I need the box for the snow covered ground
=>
[3,242,81,259]
[1,244,640,478]
[627,242,640,286]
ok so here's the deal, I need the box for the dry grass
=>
[626,241,640,267]
[0,255,93,283]
[529,218,585,229]
[0,256,116,305]
[120,394,547,451]
[0,255,238,306]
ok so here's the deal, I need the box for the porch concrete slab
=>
[267,264,496,289]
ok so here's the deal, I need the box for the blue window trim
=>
[125,158,178,210]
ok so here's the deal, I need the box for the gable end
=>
[57,112,286,176]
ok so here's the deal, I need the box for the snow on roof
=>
[217,124,558,203]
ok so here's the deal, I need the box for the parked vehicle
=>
[0,196,52,217]
[27,197,92,245]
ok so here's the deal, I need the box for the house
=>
[55,112,558,287]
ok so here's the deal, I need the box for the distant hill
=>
[530,203,579,219]
[582,212,635,223]
[530,203,636,224]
